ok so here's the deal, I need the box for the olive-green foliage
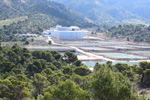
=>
[0,45,145,99]
[44,79,90,100]
[143,69,150,86]
[137,61,150,86]
[94,62,103,72]
[0,61,15,73]
[104,24,150,42]
[73,60,82,66]
[62,66,73,75]
[74,66,91,76]
[0,76,30,100]
[32,73,49,98]
[64,51,78,64]
[89,66,141,100]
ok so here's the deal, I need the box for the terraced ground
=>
[53,37,150,66]
[2,35,150,67]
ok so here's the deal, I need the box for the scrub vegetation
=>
[1,0,150,99]
[0,45,149,100]
[97,24,150,42]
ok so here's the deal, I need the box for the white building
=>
[42,25,87,39]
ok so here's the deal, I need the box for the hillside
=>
[104,24,150,42]
[0,0,97,42]
[53,0,150,25]
[0,0,95,28]
[0,0,97,41]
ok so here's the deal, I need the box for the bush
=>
[24,41,29,45]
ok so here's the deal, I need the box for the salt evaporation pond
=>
[80,47,113,50]
[97,41,127,45]
[105,46,130,49]
[83,61,139,67]
[95,53,146,59]
[130,45,150,49]
[60,41,89,44]
[129,51,150,56]
[25,46,70,50]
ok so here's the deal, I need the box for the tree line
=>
[97,24,150,42]
[0,45,149,99]
[0,15,48,42]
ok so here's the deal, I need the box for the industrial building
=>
[42,25,87,39]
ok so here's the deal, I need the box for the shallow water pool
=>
[25,46,70,50]
[83,61,139,67]
[106,46,130,49]
[95,53,146,59]
[130,45,150,48]
[80,47,113,50]
[129,51,150,56]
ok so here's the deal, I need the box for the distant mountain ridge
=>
[53,0,150,25]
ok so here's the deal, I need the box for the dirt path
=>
[70,46,115,61]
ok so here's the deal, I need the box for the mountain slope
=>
[0,0,96,42]
[53,0,150,25]
[0,0,95,28]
